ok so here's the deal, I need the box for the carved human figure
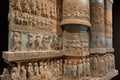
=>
[82,59,87,77]
[77,60,83,79]
[96,36,102,48]
[104,55,109,74]
[28,63,35,80]
[36,0,42,16]
[39,62,44,80]
[86,58,91,77]
[68,60,72,77]
[0,68,9,79]
[56,60,61,77]
[92,55,99,76]
[51,35,59,50]
[72,61,77,79]
[111,53,115,70]
[34,62,40,80]
[53,61,58,78]
[12,32,21,52]
[9,11,15,25]
[20,66,27,80]
[63,60,68,77]
[98,55,105,76]
[28,34,35,50]
[35,35,42,50]
[60,59,63,76]
[11,67,20,80]
[41,35,51,50]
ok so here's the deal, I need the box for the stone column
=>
[105,0,114,51]
[61,0,91,27]
[90,0,106,53]
[61,0,91,79]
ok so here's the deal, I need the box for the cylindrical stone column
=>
[105,0,114,51]
[61,0,91,27]
[90,0,106,53]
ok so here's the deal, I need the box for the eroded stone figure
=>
[63,60,68,77]
[77,60,83,79]
[11,67,20,80]
[28,34,35,50]
[39,62,44,80]
[51,35,59,50]
[72,61,77,79]
[34,62,40,80]
[20,66,27,80]
[41,35,51,50]
[86,58,91,77]
[28,63,35,80]
[12,32,21,51]
[0,68,9,80]
[36,35,42,50]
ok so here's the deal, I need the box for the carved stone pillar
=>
[61,0,91,27]
[90,0,106,53]
[105,0,114,51]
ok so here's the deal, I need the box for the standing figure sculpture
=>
[11,67,20,80]
[28,63,35,80]
[20,66,27,80]
[34,62,40,80]
[77,60,83,79]
[28,34,35,51]
[41,35,51,50]
[12,32,21,52]
[72,61,77,79]
[0,68,9,80]
[35,35,42,50]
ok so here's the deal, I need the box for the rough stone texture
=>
[0,0,118,80]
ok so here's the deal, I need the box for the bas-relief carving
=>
[90,0,106,49]
[9,32,61,51]
[63,0,90,21]
[63,29,89,56]
[3,0,117,80]
[9,0,59,33]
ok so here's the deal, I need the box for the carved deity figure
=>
[28,34,35,50]
[9,11,15,25]
[72,61,77,79]
[104,55,109,74]
[39,62,44,80]
[28,63,35,80]
[41,35,51,50]
[12,32,21,52]
[60,59,63,76]
[11,67,20,80]
[86,59,91,77]
[56,60,61,77]
[0,68,9,79]
[67,61,72,77]
[34,62,40,80]
[63,60,68,77]
[77,60,83,79]
[111,53,115,70]
[83,59,87,77]
[51,35,59,50]
[96,37,102,48]
[36,35,42,50]
[20,66,27,80]
[98,56,106,76]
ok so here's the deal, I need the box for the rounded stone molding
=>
[61,0,91,27]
